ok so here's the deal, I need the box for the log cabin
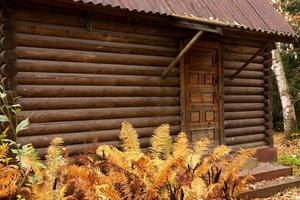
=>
[0,0,296,156]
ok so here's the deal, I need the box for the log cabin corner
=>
[0,0,296,159]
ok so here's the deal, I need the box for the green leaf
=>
[16,118,29,134]
[0,115,9,122]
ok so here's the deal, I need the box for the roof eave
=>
[173,15,296,43]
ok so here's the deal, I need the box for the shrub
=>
[0,88,254,200]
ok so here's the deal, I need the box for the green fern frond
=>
[150,124,172,159]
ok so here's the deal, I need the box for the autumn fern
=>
[150,124,172,159]
[119,122,142,160]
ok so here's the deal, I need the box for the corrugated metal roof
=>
[73,0,296,37]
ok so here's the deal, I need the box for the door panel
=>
[183,45,220,144]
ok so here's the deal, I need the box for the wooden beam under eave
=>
[161,30,204,78]
[231,40,274,79]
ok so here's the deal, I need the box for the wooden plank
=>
[16,47,174,66]
[231,41,273,79]
[224,78,264,87]
[225,134,265,145]
[229,141,266,149]
[225,126,266,137]
[15,72,179,86]
[16,59,179,77]
[20,116,181,136]
[224,103,265,111]
[223,52,264,63]
[225,118,265,129]
[16,33,178,57]
[19,125,181,147]
[18,97,180,110]
[161,31,204,78]
[19,106,180,123]
[224,95,265,103]
[15,20,178,48]
[15,85,180,97]
[224,70,264,79]
[224,87,265,95]
[224,111,265,120]
[224,61,264,71]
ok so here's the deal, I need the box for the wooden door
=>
[182,43,221,144]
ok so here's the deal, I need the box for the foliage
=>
[278,154,300,167]
[274,132,300,175]
[0,124,255,199]
[0,88,254,199]
[272,0,300,132]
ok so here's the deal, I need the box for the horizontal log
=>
[20,116,181,136]
[16,59,179,77]
[1,50,16,65]
[15,85,180,97]
[224,95,265,103]
[225,134,265,145]
[1,64,17,76]
[0,9,13,22]
[223,61,264,71]
[15,21,178,48]
[224,78,264,87]
[0,23,15,36]
[224,103,265,111]
[15,72,179,87]
[2,78,16,90]
[15,8,185,39]
[224,126,266,137]
[225,118,265,129]
[35,137,155,156]
[224,87,264,95]
[224,70,264,79]
[18,97,180,110]
[229,141,266,150]
[16,33,178,57]
[16,47,174,66]
[223,45,259,55]
[265,122,272,130]
[223,52,264,63]
[224,111,265,120]
[264,114,271,122]
[1,36,16,49]
[19,106,180,123]
[19,125,181,147]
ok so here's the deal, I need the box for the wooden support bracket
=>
[161,30,204,78]
[231,40,273,79]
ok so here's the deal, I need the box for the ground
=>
[256,132,300,200]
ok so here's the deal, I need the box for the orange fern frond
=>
[172,132,190,160]
[211,145,231,162]
[0,166,20,198]
[150,124,172,159]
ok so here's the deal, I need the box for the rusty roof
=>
[72,0,296,37]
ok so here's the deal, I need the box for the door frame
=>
[179,40,224,145]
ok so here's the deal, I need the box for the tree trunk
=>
[272,43,297,135]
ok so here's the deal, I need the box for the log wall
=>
[221,36,273,149]
[9,1,274,154]
[13,3,183,154]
